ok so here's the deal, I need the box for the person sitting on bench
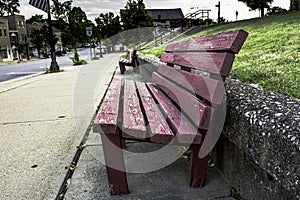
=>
[119,49,138,74]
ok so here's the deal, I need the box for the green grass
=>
[141,11,300,99]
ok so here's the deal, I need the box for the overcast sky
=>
[19,0,290,22]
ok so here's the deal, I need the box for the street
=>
[0,48,92,82]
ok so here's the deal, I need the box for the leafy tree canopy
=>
[51,0,73,22]
[266,6,287,15]
[26,14,45,24]
[95,12,122,50]
[95,12,121,39]
[238,0,273,17]
[0,0,20,16]
[68,6,91,47]
[121,0,153,30]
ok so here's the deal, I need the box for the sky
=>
[19,0,290,22]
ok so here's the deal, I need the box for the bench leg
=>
[189,144,210,187]
[119,63,126,74]
[100,128,129,195]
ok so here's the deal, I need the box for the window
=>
[0,29,2,37]
[3,29,6,36]
[18,21,22,28]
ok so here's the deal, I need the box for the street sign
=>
[86,27,92,37]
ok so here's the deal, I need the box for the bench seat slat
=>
[136,81,174,144]
[157,65,225,105]
[151,72,210,130]
[147,83,202,144]
[94,77,122,133]
[122,79,147,140]
[160,52,234,77]
[166,29,248,54]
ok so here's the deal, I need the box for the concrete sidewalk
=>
[0,53,235,200]
[0,53,119,199]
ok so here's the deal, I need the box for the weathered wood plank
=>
[166,29,248,54]
[94,77,122,133]
[136,81,174,144]
[157,65,225,105]
[147,83,202,144]
[160,52,235,76]
[151,72,211,130]
[122,79,147,140]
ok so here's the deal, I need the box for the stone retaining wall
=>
[137,55,300,200]
[214,79,299,200]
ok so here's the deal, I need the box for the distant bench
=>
[93,29,248,195]
[119,49,138,74]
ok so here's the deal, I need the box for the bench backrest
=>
[150,29,248,129]
[131,50,138,67]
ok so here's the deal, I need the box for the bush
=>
[267,6,287,16]
[70,49,87,66]
[73,49,79,63]
[73,59,87,66]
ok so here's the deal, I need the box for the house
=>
[146,8,187,28]
[0,18,12,61]
[3,15,28,60]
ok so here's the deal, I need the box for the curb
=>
[0,72,45,93]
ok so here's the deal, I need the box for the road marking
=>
[6,72,37,75]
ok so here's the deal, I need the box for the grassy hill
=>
[141,11,300,99]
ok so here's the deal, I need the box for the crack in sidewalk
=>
[0,118,69,125]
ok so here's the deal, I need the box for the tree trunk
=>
[260,6,265,17]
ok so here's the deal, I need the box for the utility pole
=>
[215,1,220,23]
[47,0,59,72]
[24,35,30,61]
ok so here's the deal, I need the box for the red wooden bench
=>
[119,49,138,74]
[93,29,248,195]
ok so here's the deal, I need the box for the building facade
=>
[146,8,186,28]
[2,15,28,60]
[0,14,63,61]
[0,18,12,61]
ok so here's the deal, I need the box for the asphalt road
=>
[0,48,92,82]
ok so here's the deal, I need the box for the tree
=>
[50,1,73,48]
[120,0,153,46]
[51,0,73,22]
[26,14,46,24]
[96,12,121,38]
[68,7,91,47]
[290,0,300,10]
[95,12,122,50]
[40,25,58,54]
[0,0,20,16]
[30,29,44,58]
[49,0,94,48]
[238,0,273,17]
[266,6,287,15]
[121,0,153,30]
